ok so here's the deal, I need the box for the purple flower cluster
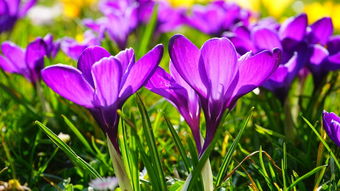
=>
[226,14,340,101]
[0,34,59,84]
[0,0,339,154]
[0,0,36,33]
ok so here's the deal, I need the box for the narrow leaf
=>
[35,121,102,179]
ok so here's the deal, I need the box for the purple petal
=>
[42,64,95,108]
[25,38,48,82]
[146,66,202,151]
[0,0,9,15]
[77,46,111,87]
[323,111,340,147]
[279,13,307,42]
[252,28,282,50]
[327,53,340,70]
[308,45,329,73]
[169,34,207,97]
[18,0,36,17]
[115,48,135,73]
[1,41,26,73]
[327,35,340,55]
[1,42,26,69]
[0,55,16,72]
[91,56,122,106]
[61,38,88,60]
[184,4,226,35]
[119,44,163,100]
[308,17,333,45]
[6,0,19,15]
[200,37,238,100]
[232,49,281,101]
[263,53,298,91]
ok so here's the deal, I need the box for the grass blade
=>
[164,116,191,173]
[62,115,94,153]
[301,116,340,169]
[35,121,102,179]
[215,107,255,187]
[135,94,167,191]
[137,4,158,58]
[287,165,327,190]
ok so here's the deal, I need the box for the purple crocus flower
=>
[262,53,298,102]
[169,34,280,152]
[0,0,36,33]
[41,45,163,150]
[0,38,47,84]
[305,18,340,84]
[146,64,202,151]
[322,111,340,147]
[43,34,60,58]
[84,0,138,50]
[184,1,251,36]
[61,30,100,60]
[137,0,185,33]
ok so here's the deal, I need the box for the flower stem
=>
[107,135,133,191]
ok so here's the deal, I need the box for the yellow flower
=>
[59,0,97,18]
[304,1,340,30]
[164,0,213,7]
[261,0,293,18]
[229,0,260,12]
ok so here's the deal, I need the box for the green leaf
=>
[135,94,167,191]
[62,115,94,153]
[182,108,234,191]
[137,4,158,58]
[164,116,191,173]
[215,107,255,187]
[287,165,327,190]
[301,116,340,170]
[35,121,102,179]
[107,135,133,191]
[120,120,140,191]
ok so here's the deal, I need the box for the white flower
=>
[28,4,62,25]
[57,132,70,143]
[89,177,118,191]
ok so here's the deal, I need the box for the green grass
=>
[0,0,339,190]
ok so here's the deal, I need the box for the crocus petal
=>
[42,64,95,108]
[18,0,36,17]
[327,53,340,70]
[308,45,329,74]
[1,41,26,72]
[146,66,201,151]
[308,17,333,45]
[252,28,282,50]
[232,49,281,102]
[77,46,111,87]
[25,38,47,82]
[6,0,19,15]
[91,56,122,106]
[200,37,238,100]
[279,13,307,42]
[169,34,207,96]
[119,44,163,100]
[115,48,134,73]
[327,36,340,55]
[323,111,340,147]
[0,55,16,73]
[146,66,185,102]
[0,0,8,15]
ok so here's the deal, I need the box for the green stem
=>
[107,135,133,191]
